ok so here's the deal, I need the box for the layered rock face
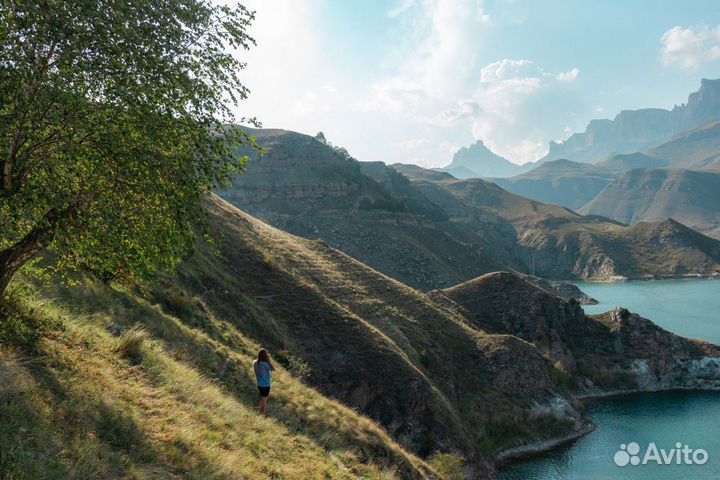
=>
[218,129,517,291]
[430,272,720,399]
[220,129,364,208]
[541,78,720,163]
[396,163,720,281]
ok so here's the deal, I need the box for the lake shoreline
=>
[494,386,720,470]
[492,423,596,468]
[571,273,720,284]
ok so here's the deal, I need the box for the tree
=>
[0,0,258,297]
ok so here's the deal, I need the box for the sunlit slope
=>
[175,195,583,473]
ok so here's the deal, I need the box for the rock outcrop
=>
[431,273,720,401]
[540,78,720,164]
[438,140,534,179]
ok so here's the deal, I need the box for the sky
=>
[234,0,720,167]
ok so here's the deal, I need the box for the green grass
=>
[0,278,435,479]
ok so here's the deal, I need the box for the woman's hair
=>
[257,348,274,370]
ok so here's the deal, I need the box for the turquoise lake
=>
[499,279,720,480]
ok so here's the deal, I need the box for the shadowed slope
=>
[394,164,720,280]
[580,168,720,238]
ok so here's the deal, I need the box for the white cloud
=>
[661,25,720,69]
[439,59,583,163]
[362,0,491,115]
[556,67,580,82]
[388,0,416,18]
[234,1,585,167]
[480,59,533,82]
[435,99,481,125]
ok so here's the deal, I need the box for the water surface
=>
[499,391,720,480]
[499,279,720,479]
[578,278,720,344]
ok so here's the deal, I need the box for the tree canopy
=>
[0,0,257,295]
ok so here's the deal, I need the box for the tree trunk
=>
[0,209,61,298]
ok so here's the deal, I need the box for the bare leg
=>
[260,396,269,416]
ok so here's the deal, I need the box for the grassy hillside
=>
[647,119,720,169]
[0,288,432,479]
[492,159,615,210]
[4,195,720,478]
[580,168,720,238]
[0,213,444,478]
[394,164,720,280]
[0,195,594,479]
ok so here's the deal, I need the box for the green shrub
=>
[262,252,275,270]
[419,349,431,369]
[0,284,62,352]
[429,452,465,480]
[550,361,578,390]
[275,349,312,381]
[115,327,149,365]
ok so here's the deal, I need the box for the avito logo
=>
[614,442,709,466]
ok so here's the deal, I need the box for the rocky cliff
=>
[430,272,720,409]
[541,78,720,163]
[396,164,720,281]
[438,140,533,179]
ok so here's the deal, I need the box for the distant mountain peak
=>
[439,140,533,178]
[452,139,497,162]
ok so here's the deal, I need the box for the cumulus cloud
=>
[435,59,583,163]
[556,67,580,82]
[238,0,585,167]
[661,25,720,68]
[362,0,491,115]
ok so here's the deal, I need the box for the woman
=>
[253,348,274,416]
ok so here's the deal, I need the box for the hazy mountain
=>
[12,194,720,478]
[594,152,669,173]
[647,119,720,169]
[438,140,534,178]
[580,168,720,238]
[540,78,720,164]
[394,163,720,280]
[492,159,615,210]
[219,128,720,284]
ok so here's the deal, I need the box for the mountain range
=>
[8,81,720,479]
[471,80,720,239]
[540,78,720,164]
[437,140,534,179]
[217,127,720,290]
[8,193,720,479]
[441,79,720,184]
[580,168,720,238]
